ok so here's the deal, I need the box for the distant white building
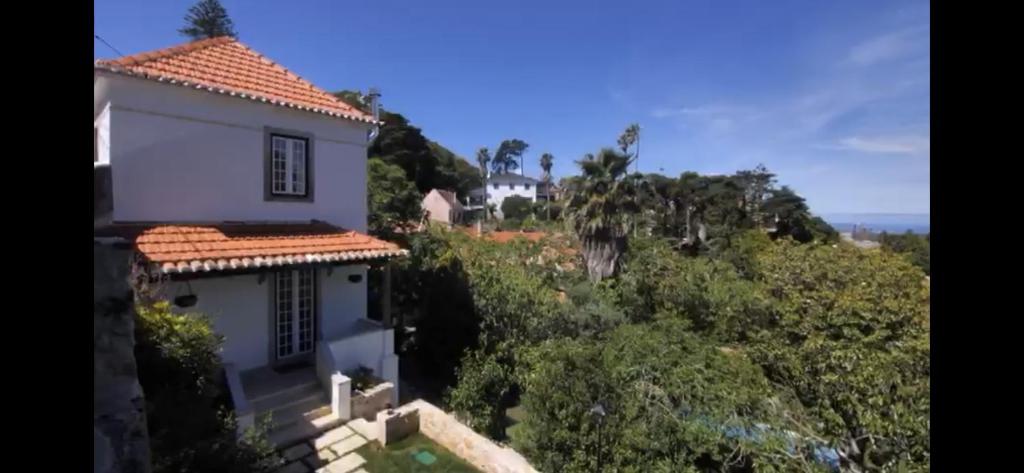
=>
[467,173,541,219]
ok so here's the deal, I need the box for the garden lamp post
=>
[589,403,606,472]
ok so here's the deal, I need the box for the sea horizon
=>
[822,213,930,234]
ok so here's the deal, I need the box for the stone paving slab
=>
[319,452,366,473]
[347,418,377,442]
[328,434,368,457]
[275,460,310,473]
[282,443,314,462]
[312,425,356,451]
[301,448,338,470]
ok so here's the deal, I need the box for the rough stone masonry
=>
[94,241,151,473]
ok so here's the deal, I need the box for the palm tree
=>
[539,153,554,220]
[564,148,645,282]
[617,123,640,172]
[476,148,491,222]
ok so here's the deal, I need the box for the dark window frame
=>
[264,127,315,202]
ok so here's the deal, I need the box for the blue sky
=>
[95,0,929,214]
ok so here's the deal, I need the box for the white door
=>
[275,268,315,360]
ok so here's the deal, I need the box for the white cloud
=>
[835,135,930,155]
[844,26,928,67]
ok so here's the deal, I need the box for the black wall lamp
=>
[173,280,198,308]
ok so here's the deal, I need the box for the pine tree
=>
[179,0,237,40]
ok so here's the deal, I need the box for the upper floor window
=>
[265,128,314,202]
[493,183,499,190]
[524,183,531,190]
[509,183,516,190]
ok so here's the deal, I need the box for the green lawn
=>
[355,433,479,473]
[505,405,528,443]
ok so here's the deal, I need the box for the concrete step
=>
[269,412,345,449]
[250,381,321,414]
[259,393,331,431]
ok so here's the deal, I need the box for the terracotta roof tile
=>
[96,222,406,274]
[95,37,374,124]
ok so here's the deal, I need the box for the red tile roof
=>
[95,37,375,124]
[96,222,406,274]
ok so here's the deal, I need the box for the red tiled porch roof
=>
[96,221,407,274]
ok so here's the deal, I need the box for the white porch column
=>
[331,373,352,421]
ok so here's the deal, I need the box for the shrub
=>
[515,319,810,472]
[135,301,280,473]
[501,195,534,220]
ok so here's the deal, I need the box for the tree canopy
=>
[179,0,237,40]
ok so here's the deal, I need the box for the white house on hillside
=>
[467,173,542,219]
[93,36,406,443]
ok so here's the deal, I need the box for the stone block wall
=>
[94,241,151,473]
[405,400,539,473]
[376,405,420,446]
[351,382,395,421]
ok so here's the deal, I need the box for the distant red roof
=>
[96,221,406,274]
[95,37,374,124]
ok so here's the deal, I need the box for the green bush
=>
[501,195,534,220]
[135,301,280,473]
[748,241,930,470]
[515,319,809,472]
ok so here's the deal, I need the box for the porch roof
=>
[95,221,408,274]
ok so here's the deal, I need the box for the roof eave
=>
[94,65,383,127]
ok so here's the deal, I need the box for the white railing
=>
[223,363,254,438]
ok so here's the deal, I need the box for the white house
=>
[93,37,406,443]
[467,173,541,219]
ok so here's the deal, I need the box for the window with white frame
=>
[270,134,308,196]
[275,268,315,359]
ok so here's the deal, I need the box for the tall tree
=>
[492,139,529,175]
[539,153,554,220]
[564,148,645,281]
[617,123,640,172]
[367,158,423,239]
[179,0,237,40]
[476,148,492,221]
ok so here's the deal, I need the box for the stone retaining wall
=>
[351,382,394,420]
[94,241,151,473]
[399,400,539,473]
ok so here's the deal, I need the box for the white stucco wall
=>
[178,274,269,371]
[320,265,368,341]
[94,103,111,165]
[172,264,369,371]
[95,72,370,231]
[482,176,538,219]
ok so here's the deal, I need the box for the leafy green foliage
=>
[614,236,771,341]
[334,91,478,197]
[748,241,930,471]
[179,0,236,40]
[516,320,814,473]
[878,231,930,275]
[642,166,835,250]
[367,157,422,239]
[135,302,279,473]
[492,139,530,175]
[501,195,534,221]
